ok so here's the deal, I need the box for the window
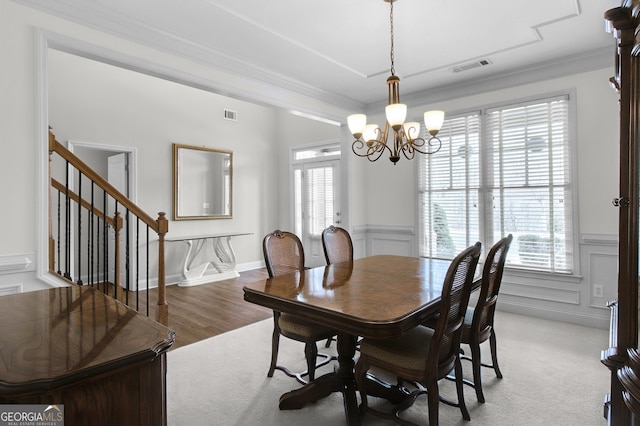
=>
[418,95,574,273]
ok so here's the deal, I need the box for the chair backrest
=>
[471,234,513,339]
[428,242,482,374]
[263,230,305,278]
[321,226,354,265]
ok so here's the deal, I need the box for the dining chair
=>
[320,225,354,348]
[460,234,512,403]
[321,225,353,265]
[262,230,337,384]
[354,242,482,426]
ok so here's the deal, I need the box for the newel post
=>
[48,129,56,273]
[156,212,169,326]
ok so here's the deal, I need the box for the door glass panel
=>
[292,144,341,268]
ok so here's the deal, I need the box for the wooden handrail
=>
[48,129,169,325]
[48,133,160,231]
[51,178,119,230]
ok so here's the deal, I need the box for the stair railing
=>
[48,129,169,325]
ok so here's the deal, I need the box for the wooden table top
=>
[244,255,462,339]
[0,286,175,395]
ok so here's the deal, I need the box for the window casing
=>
[418,95,574,274]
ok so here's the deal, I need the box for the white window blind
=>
[304,165,334,236]
[293,164,335,237]
[418,95,574,273]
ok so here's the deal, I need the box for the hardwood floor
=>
[145,268,272,350]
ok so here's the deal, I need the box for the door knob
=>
[612,197,630,207]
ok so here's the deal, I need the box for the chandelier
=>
[348,0,444,165]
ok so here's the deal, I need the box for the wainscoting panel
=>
[587,251,618,309]
[354,225,417,258]
[500,281,580,305]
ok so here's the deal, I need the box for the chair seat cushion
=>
[278,313,335,339]
[360,325,437,371]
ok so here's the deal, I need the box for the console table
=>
[166,232,251,287]
[0,286,175,426]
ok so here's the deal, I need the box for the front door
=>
[292,146,341,268]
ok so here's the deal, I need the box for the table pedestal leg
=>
[279,333,361,425]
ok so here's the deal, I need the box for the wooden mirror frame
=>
[172,143,233,220]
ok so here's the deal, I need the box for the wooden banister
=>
[51,178,118,230]
[48,129,169,326]
[49,136,159,232]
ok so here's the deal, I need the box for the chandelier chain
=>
[389,0,395,76]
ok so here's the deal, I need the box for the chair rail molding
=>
[0,253,50,295]
[0,253,35,275]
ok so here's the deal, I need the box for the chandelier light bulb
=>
[363,124,379,145]
[385,103,407,130]
[347,114,367,138]
[403,122,421,140]
[424,110,445,135]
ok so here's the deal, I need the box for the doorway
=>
[292,143,341,268]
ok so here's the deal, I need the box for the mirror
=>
[173,143,232,220]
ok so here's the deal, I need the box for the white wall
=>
[274,111,341,231]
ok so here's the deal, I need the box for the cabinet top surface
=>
[0,286,174,393]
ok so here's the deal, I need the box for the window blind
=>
[418,95,573,273]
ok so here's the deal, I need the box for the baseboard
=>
[237,260,264,273]
[497,301,609,330]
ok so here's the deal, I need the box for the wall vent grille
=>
[450,59,492,73]
[223,109,237,121]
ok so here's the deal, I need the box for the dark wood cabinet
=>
[603,1,640,424]
[0,286,175,426]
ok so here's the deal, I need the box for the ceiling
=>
[12,0,618,111]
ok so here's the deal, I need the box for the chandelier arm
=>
[351,126,393,162]
[398,136,443,156]
[351,140,389,162]
[400,141,416,161]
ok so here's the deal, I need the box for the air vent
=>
[223,109,237,121]
[450,59,492,73]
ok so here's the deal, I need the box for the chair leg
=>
[470,342,485,403]
[426,378,441,426]
[304,341,319,382]
[268,314,281,377]
[489,329,503,379]
[354,355,369,412]
[454,356,471,420]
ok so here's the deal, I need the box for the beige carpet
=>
[167,311,609,425]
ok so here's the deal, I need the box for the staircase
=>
[47,129,169,325]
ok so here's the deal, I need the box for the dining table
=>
[243,254,480,425]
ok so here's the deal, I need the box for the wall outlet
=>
[593,284,604,298]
